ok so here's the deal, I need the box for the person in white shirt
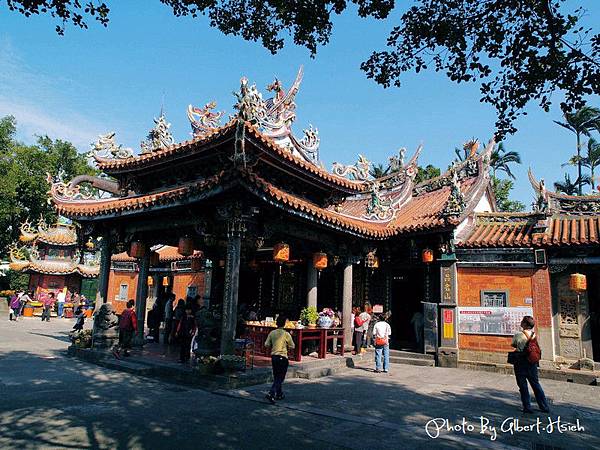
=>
[56,290,66,318]
[373,315,392,373]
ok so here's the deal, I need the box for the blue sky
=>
[0,1,598,206]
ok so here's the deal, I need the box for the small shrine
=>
[8,217,99,301]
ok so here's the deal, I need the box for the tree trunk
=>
[577,132,582,195]
[592,167,596,191]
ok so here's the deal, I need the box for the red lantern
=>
[273,242,290,263]
[162,276,170,287]
[365,251,379,269]
[313,252,328,270]
[422,248,434,264]
[149,251,160,266]
[178,236,194,257]
[191,258,203,272]
[128,241,146,259]
[147,276,154,286]
[570,273,587,292]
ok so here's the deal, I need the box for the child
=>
[73,306,85,332]
[176,305,197,363]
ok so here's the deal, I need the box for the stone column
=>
[96,235,112,305]
[306,261,318,308]
[342,261,353,351]
[220,218,244,355]
[134,250,150,346]
[203,259,213,309]
[438,260,458,367]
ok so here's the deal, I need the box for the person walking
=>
[56,289,66,318]
[510,316,550,413]
[72,306,85,332]
[264,315,295,404]
[171,299,185,344]
[176,305,197,363]
[373,315,392,373]
[41,292,55,322]
[163,293,175,344]
[9,294,21,321]
[114,299,137,358]
[354,307,371,354]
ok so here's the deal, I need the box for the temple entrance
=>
[390,268,425,351]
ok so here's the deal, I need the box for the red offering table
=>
[245,325,344,362]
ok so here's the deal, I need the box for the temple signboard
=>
[457,307,533,336]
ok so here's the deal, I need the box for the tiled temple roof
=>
[457,213,600,248]
[112,246,203,263]
[9,259,99,277]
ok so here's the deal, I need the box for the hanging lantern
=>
[313,252,328,270]
[162,276,170,287]
[178,236,194,257]
[149,251,160,266]
[273,242,290,263]
[147,276,154,286]
[191,258,203,272]
[570,273,587,292]
[128,240,146,259]
[422,248,434,264]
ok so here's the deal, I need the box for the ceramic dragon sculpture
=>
[332,154,371,181]
[187,101,224,138]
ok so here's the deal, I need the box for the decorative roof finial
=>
[90,132,133,160]
[441,166,466,218]
[140,113,175,154]
[187,101,224,138]
[364,180,394,220]
[332,154,371,181]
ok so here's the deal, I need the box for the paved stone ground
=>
[1,318,599,449]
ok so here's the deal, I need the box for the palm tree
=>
[554,173,591,195]
[554,106,600,195]
[369,163,389,179]
[582,138,600,191]
[490,142,521,179]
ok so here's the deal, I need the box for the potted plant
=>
[318,308,335,328]
[299,306,319,327]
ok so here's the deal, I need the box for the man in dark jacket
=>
[176,305,197,363]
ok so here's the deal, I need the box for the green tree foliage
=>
[491,177,524,213]
[555,106,600,195]
[0,115,95,257]
[554,173,590,195]
[414,164,440,184]
[582,137,600,190]
[7,1,599,138]
[490,143,521,180]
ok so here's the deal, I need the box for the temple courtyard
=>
[0,319,598,449]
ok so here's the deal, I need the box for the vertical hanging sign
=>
[443,308,454,339]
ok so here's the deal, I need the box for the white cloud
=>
[0,36,106,151]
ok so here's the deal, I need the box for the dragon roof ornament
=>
[364,180,394,221]
[47,172,95,202]
[187,101,224,138]
[233,66,320,165]
[332,154,371,182]
[140,113,175,154]
[528,168,600,214]
[90,132,133,161]
[441,166,466,219]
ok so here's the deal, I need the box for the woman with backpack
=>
[510,315,550,413]
[373,315,391,373]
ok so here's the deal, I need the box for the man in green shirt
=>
[264,315,295,404]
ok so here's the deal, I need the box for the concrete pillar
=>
[96,236,111,305]
[203,260,213,309]
[306,262,318,308]
[134,250,150,345]
[342,261,353,351]
[438,260,458,367]
[220,219,244,355]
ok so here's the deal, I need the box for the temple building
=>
[8,217,99,299]
[47,67,598,370]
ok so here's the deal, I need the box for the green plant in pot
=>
[299,306,319,326]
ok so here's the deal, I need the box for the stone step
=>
[389,356,435,367]
[294,365,348,380]
[388,350,434,360]
[100,358,154,376]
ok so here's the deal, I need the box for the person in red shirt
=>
[114,299,137,358]
[41,293,55,322]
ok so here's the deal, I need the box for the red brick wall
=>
[457,267,550,354]
[108,271,138,313]
[172,272,205,301]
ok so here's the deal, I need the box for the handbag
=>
[375,336,388,347]
[507,351,518,365]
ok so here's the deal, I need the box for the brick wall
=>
[457,267,551,355]
[107,271,138,312]
[172,272,205,301]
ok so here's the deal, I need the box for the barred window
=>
[480,290,508,307]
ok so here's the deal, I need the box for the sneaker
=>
[383,370,389,373]
[275,393,285,401]
[375,369,381,373]
[265,393,276,405]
